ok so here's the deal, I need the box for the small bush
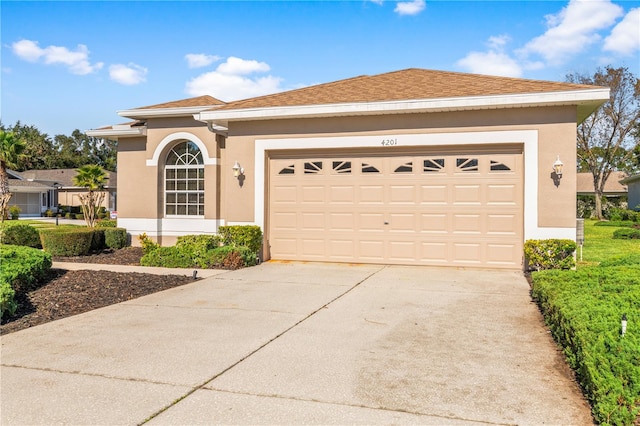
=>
[176,234,222,268]
[218,225,262,254]
[140,246,194,268]
[524,239,576,271]
[612,228,640,240]
[208,245,257,269]
[0,245,52,294]
[607,207,640,223]
[39,228,94,256]
[104,228,128,249]
[96,219,117,228]
[8,205,21,219]
[75,213,84,220]
[138,233,159,254]
[0,223,41,248]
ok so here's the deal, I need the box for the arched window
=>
[165,141,204,216]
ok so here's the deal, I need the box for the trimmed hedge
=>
[218,225,262,255]
[140,243,257,269]
[0,223,41,248]
[39,228,95,256]
[104,228,128,249]
[531,267,640,425]
[524,239,576,271]
[613,228,640,240]
[96,219,117,228]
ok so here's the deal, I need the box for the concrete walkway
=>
[1,262,593,425]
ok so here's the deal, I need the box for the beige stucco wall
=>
[222,106,578,229]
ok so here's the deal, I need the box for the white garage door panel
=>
[269,151,523,269]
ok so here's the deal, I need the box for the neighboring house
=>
[620,174,640,211]
[576,171,628,197]
[7,169,117,216]
[88,68,609,270]
[7,170,56,217]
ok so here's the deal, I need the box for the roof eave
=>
[196,88,610,127]
[86,127,146,139]
[118,104,223,120]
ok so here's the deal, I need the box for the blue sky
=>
[2,0,639,137]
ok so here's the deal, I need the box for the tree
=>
[567,67,640,219]
[73,165,108,228]
[0,131,27,222]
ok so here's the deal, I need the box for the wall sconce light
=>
[553,155,564,177]
[232,161,244,178]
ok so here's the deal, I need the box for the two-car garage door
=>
[268,148,524,269]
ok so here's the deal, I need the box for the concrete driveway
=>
[1,262,592,425]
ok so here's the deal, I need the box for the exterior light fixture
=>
[552,155,564,177]
[622,313,627,337]
[232,161,244,178]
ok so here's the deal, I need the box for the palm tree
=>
[0,131,26,222]
[73,164,108,227]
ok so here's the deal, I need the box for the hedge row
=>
[531,264,640,425]
[524,239,576,271]
[138,227,262,269]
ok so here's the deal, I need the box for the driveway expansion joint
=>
[139,265,387,425]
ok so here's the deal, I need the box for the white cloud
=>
[369,0,384,5]
[394,0,425,16]
[217,56,270,75]
[185,56,285,100]
[11,39,103,75]
[109,63,148,85]
[603,7,640,56]
[457,34,523,77]
[185,53,221,69]
[519,0,623,65]
[457,51,523,78]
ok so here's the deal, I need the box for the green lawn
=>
[578,219,640,266]
[2,220,81,231]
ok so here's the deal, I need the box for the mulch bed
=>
[1,247,198,335]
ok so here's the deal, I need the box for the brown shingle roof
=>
[577,172,628,195]
[136,95,225,110]
[214,68,603,111]
[20,169,117,188]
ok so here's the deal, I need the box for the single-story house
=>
[7,169,117,216]
[620,174,640,210]
[88,68,609,270]
[7,170,56,217]
[576,171,628,197]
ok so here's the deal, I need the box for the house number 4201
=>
[381,138,398,146]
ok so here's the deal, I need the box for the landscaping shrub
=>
[607,208,640,223]
[595,220,637,228]
[39,228,94,256]
[75,213,84,220]
[104,228,128,249]
[208,245,257,269]
[0,223,41,248]
[531,267,640,425]
[0,245,52,294]
[96,219,117,228]
[138,233,159,254]
[612,228,640,240]
[140,246,194,268]
[524,239,576,271]
[218,225,262,255]
[175,234,222,268]
[8,205,21,220]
